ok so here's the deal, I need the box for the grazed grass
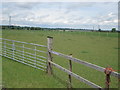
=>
[0,30,2,89]
[2,57,65,88]
[0,56,2,89]
[2,30,119,88]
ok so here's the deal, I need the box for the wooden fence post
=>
[47,36,53,75]
[68,54,72,88]
[104,67,112,90]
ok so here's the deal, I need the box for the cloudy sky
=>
[1,2,118,30]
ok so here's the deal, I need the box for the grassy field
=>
[2,30,119,88]
[0,57,1,79]
[0,29,2,89]
[2,57,65,88]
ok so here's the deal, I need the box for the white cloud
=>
[113,19,118,23]
[1,2,118,30]
[2,0,119,2]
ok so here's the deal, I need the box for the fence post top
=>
[69,54,73,57]
[47,36,53,39]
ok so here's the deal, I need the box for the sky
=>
[1,1,118,30]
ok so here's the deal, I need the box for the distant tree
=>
[2,26,5,29]
[111,28,116,32]
[98,28,101,32]
[11,27,15,29]
[31,27,34,30]
[21,27,24,30]
[17,27,20,30]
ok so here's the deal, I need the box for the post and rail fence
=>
[0,37,120,89]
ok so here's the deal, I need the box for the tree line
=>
[0,25,117,32]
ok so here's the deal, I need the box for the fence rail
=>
[1,37,120,89]
[46,36,120,89]
[0,38,47,71]
[1,38,47,47]
[49,60,102,89]
[50,50,120,79]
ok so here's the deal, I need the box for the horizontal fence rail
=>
[46,36,120,89]
[1,38,47,47]
[49,60,102,89]
[50,50,120,79]
[1,37,119,89]
[0,38,47,71]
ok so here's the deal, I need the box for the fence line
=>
[49,60,103,89]
[0,38,47,71]
[1,37,120,89]
[49,50,120,79]
[46,36,120,89]
[1,38,47,48]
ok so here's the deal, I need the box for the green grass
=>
[2,57,65,88]
[0,29,2,89]
[2,30,119,88]
[0,56,2,89]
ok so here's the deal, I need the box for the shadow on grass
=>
[52,73,68,88]
[80,51,88,53]
[113,47,120,50]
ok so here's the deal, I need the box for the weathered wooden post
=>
[47,36,53,75]
[68,54,72,88]
[104,67,112,90]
